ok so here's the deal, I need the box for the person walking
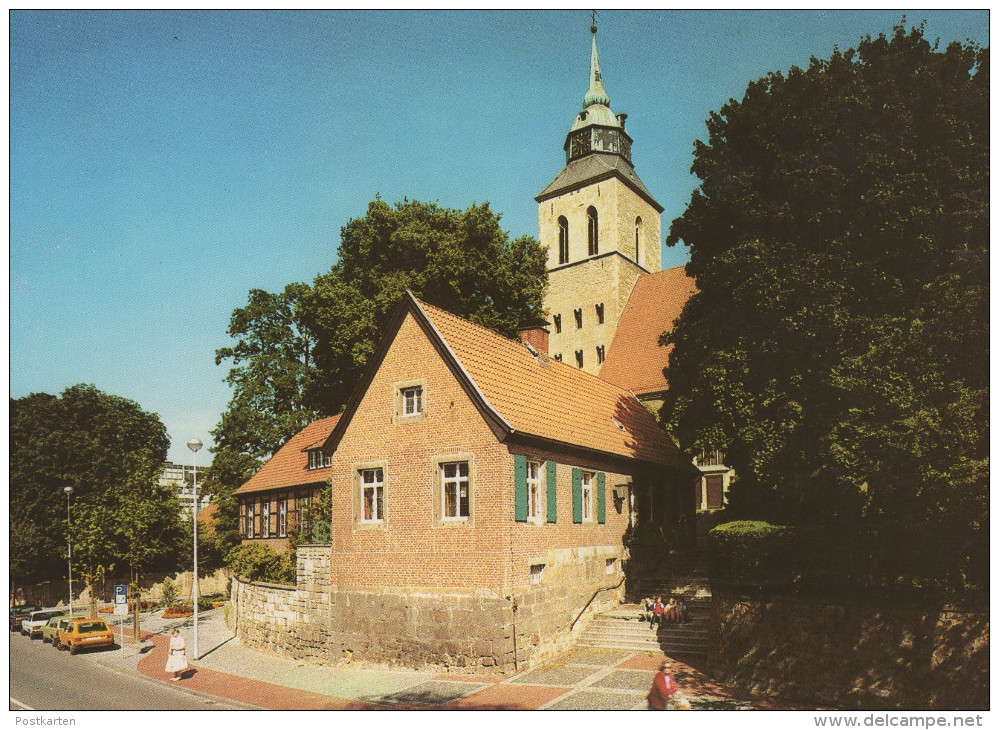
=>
[165,627,189,681]
[646,660,679,710]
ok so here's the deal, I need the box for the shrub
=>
[159,578,178,608]
[225,543,297,585]
[708,520,799,590]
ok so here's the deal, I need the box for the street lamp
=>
[63,486,73,616]
[187,438,203,660]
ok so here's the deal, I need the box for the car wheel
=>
[69,644,78,655]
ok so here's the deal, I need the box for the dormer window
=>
[308,449,330,470]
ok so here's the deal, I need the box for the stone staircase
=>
[577,549,712,662]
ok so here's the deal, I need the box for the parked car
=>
[22,609,65,638]
[10,605,39,632]
[42,614,85,646]
[57,618,114,654]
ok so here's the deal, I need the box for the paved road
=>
[8,632,245,711]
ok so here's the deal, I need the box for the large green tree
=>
[9,385,185,601]
[662,25,987,587]
[303,199,548,411]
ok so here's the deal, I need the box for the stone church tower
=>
[537,23,663,374]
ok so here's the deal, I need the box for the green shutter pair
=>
[514,455,558,523]
[572,468,606,524]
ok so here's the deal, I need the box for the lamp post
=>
[187,438,203,660]
[63,486,73,616]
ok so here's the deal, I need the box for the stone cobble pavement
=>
[103,608,818,711]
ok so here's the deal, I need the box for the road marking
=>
[10,697,35,710]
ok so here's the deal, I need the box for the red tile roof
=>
[233,415,341,495]
[415,298,687,468]
[599,266,697,396]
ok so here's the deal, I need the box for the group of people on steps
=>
[642,596,689,628]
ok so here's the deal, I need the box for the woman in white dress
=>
[165,628,188,680]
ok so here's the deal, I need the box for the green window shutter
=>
[572,468,582,524]
[514,454,528,522]
[546,461,557,523]
[597,472,606,524]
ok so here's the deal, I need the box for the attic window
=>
[308,449,330,470]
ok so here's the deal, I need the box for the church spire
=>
[583,20,611,109]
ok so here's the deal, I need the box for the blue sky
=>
[9,9,989,465]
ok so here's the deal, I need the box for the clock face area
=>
[571,130,592,158]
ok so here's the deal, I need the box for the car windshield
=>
[33,611,60,621]
[77,622,108,633]
[46,618,61,627]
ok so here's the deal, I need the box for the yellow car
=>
[57,618,115,654]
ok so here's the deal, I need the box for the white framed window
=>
[606,558,616,575]
[246,507,254,539]
[526,460,542,523]
[582,471,594,521]
[261,500,271,538]
[402,386,423,416]
[361,468,385,523]
[278,498,288,537]
[530,563,545,585]
[308,449,330,470]
[441,461,470,520]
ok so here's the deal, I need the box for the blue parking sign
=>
[113,584,128,615]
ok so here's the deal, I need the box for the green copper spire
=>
[582,22,611,109]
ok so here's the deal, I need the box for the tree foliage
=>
[9,385,185,596]
[662,24,988,588]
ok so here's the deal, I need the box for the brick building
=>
[318,293,694,668]
[233,414,341,551]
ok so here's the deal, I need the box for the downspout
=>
[510,596,519,672]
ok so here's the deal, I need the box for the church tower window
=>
[595,303,604,324]
[553,314,562,334]
[635,216,642,264]
[558,216,569,264]
[575,350,584,368]
[587,207,599,255]
[574,308,583,329]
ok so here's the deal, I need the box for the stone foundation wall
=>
[231,545,333,662]
[710,594,989,710]
[230,544,624,673]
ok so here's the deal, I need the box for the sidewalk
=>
[100,609,816,711]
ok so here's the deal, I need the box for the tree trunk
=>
[131,569,141,642]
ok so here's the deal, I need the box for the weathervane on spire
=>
[591,9,599,34]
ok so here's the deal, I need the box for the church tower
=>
[537,22,663,374]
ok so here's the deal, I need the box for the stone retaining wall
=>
[710,593,989,710]
[230,544,623,673]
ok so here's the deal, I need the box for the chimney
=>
[518,317,550,354]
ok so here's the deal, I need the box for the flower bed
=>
[162,606,194,618]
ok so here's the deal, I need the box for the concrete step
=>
[576,636,708,658]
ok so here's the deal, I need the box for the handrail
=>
[570,577,626,631]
